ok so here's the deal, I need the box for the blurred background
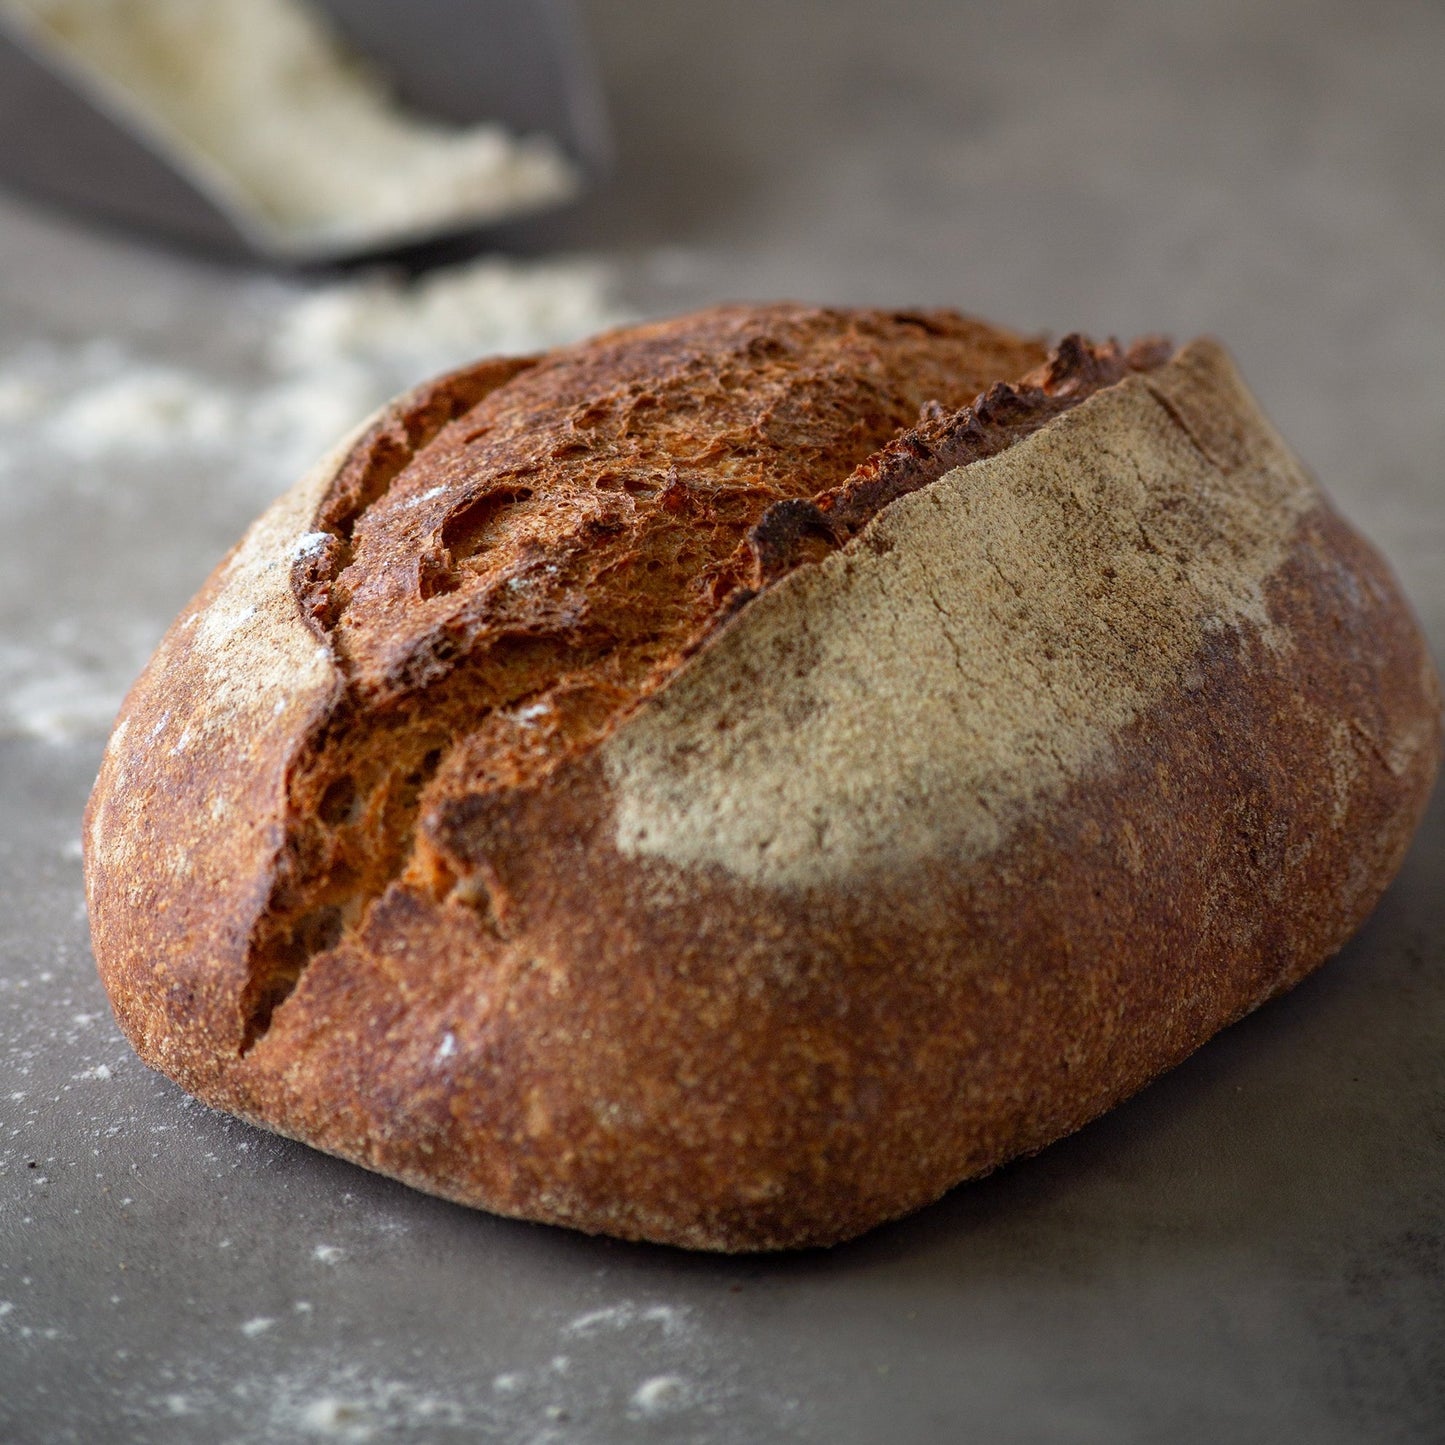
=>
[1,2,1442,1441]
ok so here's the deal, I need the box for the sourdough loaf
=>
[84,305,1442,1251]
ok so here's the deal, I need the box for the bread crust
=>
[85,306,1441,1250]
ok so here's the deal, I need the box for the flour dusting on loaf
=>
[606,341,1313,886]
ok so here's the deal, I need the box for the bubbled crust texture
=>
[85,305,1442,1251]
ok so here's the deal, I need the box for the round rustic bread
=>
[85,304,1441,1251]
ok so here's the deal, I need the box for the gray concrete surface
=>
[2,1,1443,1440]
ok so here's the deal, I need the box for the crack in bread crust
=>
[712,332,1173,606]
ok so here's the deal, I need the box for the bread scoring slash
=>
[84,304,1442,1251]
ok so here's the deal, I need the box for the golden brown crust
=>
[84,306,1442,1251]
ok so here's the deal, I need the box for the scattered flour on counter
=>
[0,618,162,744]
[564,1301,689,1338]
[297,1396,378,1441]
[0,254,628,746]
[630,1374,694,1417]
[0,338,241,461]
[0,255,624,476]
[268,256,621,381]
[114,1293,806,1443]
[0,646,120,744]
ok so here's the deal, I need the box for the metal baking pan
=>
[0,0,611,264]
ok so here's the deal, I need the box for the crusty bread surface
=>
[85,304,1442,1250]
